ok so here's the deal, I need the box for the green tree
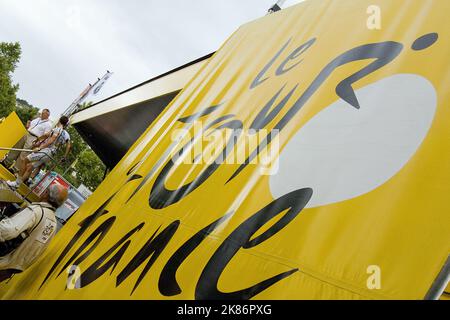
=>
[72,148,105,191]
[0,42,21,118]
[52,126,105,190]
[77,101,93,112]
[65,126,87,161]
[15,98,39,125]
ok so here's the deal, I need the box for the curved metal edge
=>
[424,255,450,300]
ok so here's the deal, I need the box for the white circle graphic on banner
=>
[269,74,437,208]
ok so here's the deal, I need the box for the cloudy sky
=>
[0,0,303,116]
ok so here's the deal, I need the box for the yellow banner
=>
[1,0,449,299]
[0,112,26,160]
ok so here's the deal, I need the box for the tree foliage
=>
[52,126,106,190]
[77,101,93,112]
[0,42,21,118]
[73,148,105,191]
[15,98,39,124]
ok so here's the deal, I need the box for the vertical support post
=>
[424,255,450,300]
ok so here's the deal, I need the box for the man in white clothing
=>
[6,116,71,189]
[3,109,53,172]
[0,184,68,282]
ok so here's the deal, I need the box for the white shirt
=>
[28,118,52,137]
[0,203,57,271]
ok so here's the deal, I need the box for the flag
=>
[90,71,113,96]
[63,71,113,116]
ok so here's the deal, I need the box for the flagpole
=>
[267,0,287,14]
[62,70,113,118]
[62,83,93,117]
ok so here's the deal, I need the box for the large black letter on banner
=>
[195,188,313,300]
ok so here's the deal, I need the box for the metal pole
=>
[63,83,94,117]
[63,71,113,117]
[102,166,110,181]
[0,147,57,163]
[424,255,450,300]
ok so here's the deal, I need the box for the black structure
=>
[73,91,179,168]
[71,53,213,169]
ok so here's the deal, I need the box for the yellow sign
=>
[1,0,449,299]
[0,112,26,160]
[0,112,39,200]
